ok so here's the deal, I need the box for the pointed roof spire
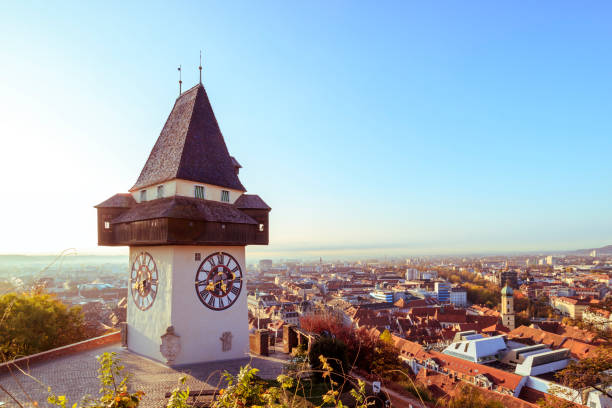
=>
[199,51,202,84]
[131,83,246,192]
[178,65,182,94]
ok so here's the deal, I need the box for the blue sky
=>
[0,1,610,258]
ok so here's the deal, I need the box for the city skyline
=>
[1,1,611,257]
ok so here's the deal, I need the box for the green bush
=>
[308,337,349,382]
[0,292,88,360]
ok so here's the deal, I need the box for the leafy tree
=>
[308,337,349,382]
[554,347,612,398]
[446,383,504,408]
[301,314,400,376]
[0,292,89,360]
[536,388,581,408]
[372,330,403,379]
[379,329,393,345]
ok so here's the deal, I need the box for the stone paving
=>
[0,345,289,408]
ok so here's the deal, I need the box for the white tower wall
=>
[127,245,249,365]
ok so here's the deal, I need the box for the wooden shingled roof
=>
[234,194,271,210]
[110,196,257,225]
[131,83,246,192]
[95,193,136,208]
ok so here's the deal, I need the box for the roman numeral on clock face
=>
[195,252,243,311]
[130,252,159,311]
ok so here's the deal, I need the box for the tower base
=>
[126,245,249,365]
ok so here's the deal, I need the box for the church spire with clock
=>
[95,80,270,365]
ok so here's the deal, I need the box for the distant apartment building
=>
[405,268,419,281]
[273,308,300,326]
[551,296,590,319]
[574,287,602,299]
[370,289,394,303]
[449,286,467,307]
[421,270,438,280]
[288,282,319,299]
[435,281,451,303]
[247,291,280,310]
[259,259,273,272]
[539,255,556,266]
[496,270,518,288]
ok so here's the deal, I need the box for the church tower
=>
[95,82,270,365]
[500,282,515,330]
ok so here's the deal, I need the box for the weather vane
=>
[199,50,203,84]
[178,65,182,94]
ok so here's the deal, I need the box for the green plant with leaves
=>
[213,365,266,407]
[308,337,349,382]
[285,345,310,379]
[166,376,191,408]
[0,292,89,361]
[48,352,144,408]
[318,356,372,408]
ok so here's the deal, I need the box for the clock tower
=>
[95,81,270,365]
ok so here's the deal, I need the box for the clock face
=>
[130,252,159,311]
[195,252,243,311]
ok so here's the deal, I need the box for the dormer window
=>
[157,185,164,199]
[140,190,147,202]
[221,190,230,203]
[194,185,205,199]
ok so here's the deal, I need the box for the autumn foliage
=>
[300,313,402,377]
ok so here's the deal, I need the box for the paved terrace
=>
[0,344,289,408]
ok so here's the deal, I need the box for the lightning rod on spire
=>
[178,65,182,95]
[199,51,202,84]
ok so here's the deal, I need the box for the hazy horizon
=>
[0,241,608,263]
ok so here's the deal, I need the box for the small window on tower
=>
[194,185,205,199]
[259,223,265,232]
[140,190,147,202]
[104,221,110,229]
[195,253,201,261]
[157,185,164,199]
[221,190,230,202]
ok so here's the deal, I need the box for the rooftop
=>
[131,83,246,192]
[110,195,258,225]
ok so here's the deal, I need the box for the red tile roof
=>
[426,350,524,392]
[508,326,567,348]
[417,369,536,408]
